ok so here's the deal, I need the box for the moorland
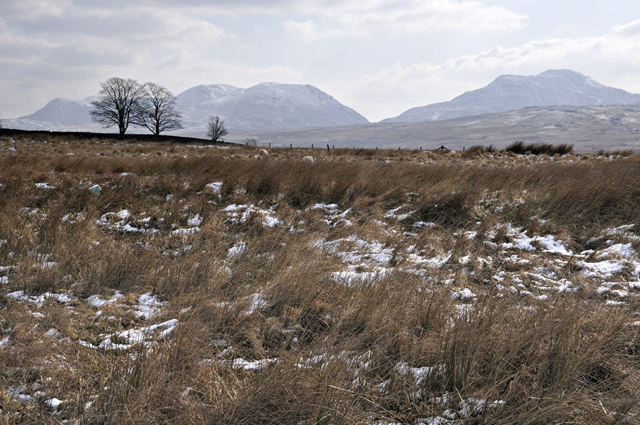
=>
[1,134,640,424]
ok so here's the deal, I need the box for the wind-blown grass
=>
[0,136,639,423]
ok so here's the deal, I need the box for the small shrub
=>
[506,141,574,156]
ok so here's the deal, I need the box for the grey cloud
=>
[5,5,226,42]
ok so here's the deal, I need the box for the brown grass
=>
[1,136,640,423]
[505,141,574,156]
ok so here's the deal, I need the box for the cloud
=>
[3,4,227,45]
[283,20,320,39]
[283,0,528,39]
[0,1,294,117]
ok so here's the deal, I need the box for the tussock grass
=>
[506,140,574,156]
[1,137,640,423]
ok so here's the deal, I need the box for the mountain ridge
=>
[17,83,369,133]
[381,69,640,123]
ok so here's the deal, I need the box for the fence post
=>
[327,144,330,153]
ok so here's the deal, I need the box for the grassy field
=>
[1,135,640,424]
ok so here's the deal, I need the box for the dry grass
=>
[1,135,640,423]
[505,141,574,156]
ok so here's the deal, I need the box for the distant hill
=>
[20,96,98,124]
[14,83,368,133]
[382,69,640,123]
[224,104,640,153]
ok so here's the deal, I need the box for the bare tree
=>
[207,115,228,143]
[136,82,182,136]
[90,77,144,136]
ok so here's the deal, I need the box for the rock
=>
[302,156,314,163]
[259,149,269,156]
[89,184,102,197]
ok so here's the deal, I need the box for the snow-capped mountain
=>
[175,82,369,132]
[13,83,368,133]
[382,69,640,123]
[20,96,98,124]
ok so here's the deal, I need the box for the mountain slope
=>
[20,96,98,124]
[222,104,640,152]
[382,69,640,123]
[175,82,369,132]
[173,84,242,128]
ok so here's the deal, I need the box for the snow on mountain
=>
[175,82,369,132]
[20,96,98,124]
[382,69,640,123]
[12,83,368,133]
[173,84,241,131]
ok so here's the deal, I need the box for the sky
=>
[2,0,640,122]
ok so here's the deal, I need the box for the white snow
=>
[5,290,74,307]
[45,398,63,409]
[223,204,281,227]
[97,210,159,234]
[205,182,223,197]
[0,336,10,349]
[187,214,202,227]
[308,203,339,213]
[243,293,269,315]
[172,227,201,235]
[599,243,636,259]
[86,292,124,308]
[578,260,626,278]
[536,235,574,255]
[330,266,393,286]
[44,328,59,337]
[502,230,573,255]
[136,293,164,320]
[395,362,445,385]
[116,319,179,345]
[227,242,248,258]
[384,206,412,220]
[117,210,131,220]
[35,183,55,190]
[450,288,476,300]
[228,357,276,371]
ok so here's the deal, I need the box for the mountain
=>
[382,69,640,123]
[225,105,640,152]
[15,83,368,133]
[175,82,369,132]
[21,96,98,124]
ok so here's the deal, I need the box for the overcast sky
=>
[2,0,640,122]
